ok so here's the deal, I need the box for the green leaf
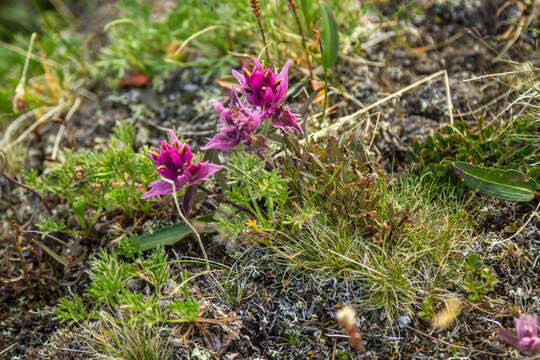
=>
[320,5,339,68]
[136,215,215,251]
[453,162,538,202]
[168,298,200,322]
[299,0,317,35]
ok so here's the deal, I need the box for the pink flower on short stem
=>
[141,130,222,199]
[499,314,540,354]
[233,58,290,108]
[203,89,264,150]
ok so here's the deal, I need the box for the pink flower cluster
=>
[204,59,303,151]
[499,314,540,354]
[141,59,302,198]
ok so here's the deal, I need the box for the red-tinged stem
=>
[288,0,313,79]
[250,0,270,60]
[2,173,52,216]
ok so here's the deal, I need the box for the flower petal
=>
[499,330,520,349]
[275,60,291,104]
[232,70,247,88]
[210,100,225,116]
[271,106,303,134]
[202,132,239,151]
[230,87,243,108]
[516,314,537,339]
[141,179,174,198]
[252,58,262,71]
[188,162,223,184]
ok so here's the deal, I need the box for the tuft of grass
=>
[97,0,369,82]
[218,137,472,323]
[281,176,470,322]
[85,314,172,360]
[56,247,204,357]
[56,247,201,325]
[97,0,254,80]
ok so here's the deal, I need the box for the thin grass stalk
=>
[249,0,269,60]
[287,0,313,78]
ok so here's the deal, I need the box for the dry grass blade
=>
[307,70,454,141]
[31,238,69,267]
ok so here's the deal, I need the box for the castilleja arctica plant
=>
[499,314,540,354]
[142,59,301,198]
[232,58,303,134]
[141,130,223,198]
[202,89,263,151]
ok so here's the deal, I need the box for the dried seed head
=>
[431,296,462,330]
[336,305,357,330]
[349,332,366,352]
[249,0,261,18]
[287,0,297,10]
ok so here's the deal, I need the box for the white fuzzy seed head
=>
[336,305,357,329]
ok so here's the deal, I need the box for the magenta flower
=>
[499,314,540,354]
[203,90,263,150]
[232,59,290,108]
[141,130,222,199]
[268,106,303,134]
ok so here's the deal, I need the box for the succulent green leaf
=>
[136,215,215,251]
[453,162,538,202]
[320,5,339,68]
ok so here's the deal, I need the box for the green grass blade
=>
[453,162,538,202]
[137,215,215,251]
[320,5,339,68]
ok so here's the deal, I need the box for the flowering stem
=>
[171,182,210,271]
[249,0,269,60]
[2,172,53,216]
[319,61,329,127]
[196,185,255,217]
[288,0,312,79]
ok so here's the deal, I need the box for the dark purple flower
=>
[142,130,222,198]
[203,89,263,150]
[268,106,303,134]
[499,314,540,354]
[232,59,290,108]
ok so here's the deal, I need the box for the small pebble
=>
[398,315,411,328]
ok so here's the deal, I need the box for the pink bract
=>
[141,130,222,199]
[203,89,264,150]
[232,59,290,108]
[499,314,540,354]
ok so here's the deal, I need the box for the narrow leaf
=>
[320,5,339,68]
[453,162,538,202]
[31,239,69,267]
[136,215,215,251]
